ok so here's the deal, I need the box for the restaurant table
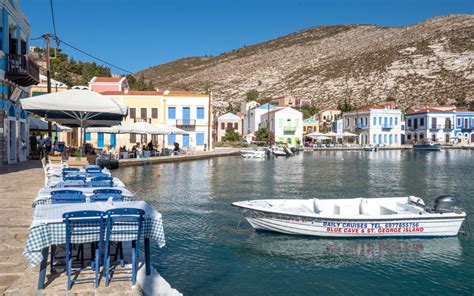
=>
[23,201,166,289]
[32,187,135,207]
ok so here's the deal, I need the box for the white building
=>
[216,113,242,141]
[343,102,403,146]
[260,107,303,146]
[405,106,456,144]
[164,90,212,150]
[243,103,279,135]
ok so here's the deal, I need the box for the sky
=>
[22,0,473,74]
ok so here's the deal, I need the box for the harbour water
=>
[114,150,474,295]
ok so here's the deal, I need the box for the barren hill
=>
[137,14,474,111]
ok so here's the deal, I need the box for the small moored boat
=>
[413,143,442,151]
[240,149,267,159]
[363,145,378,151]
[232,195,466,238]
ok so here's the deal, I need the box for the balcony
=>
[443,125,453,131]
[461,126,473,131]
[283,126,296,135]
[5,54,40,87]
[176,119,196,128]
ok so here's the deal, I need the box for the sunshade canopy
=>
[87,122,141,134]
[28,117,71,132]
[20,90,128,127]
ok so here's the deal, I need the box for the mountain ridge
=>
[137,14,474,112]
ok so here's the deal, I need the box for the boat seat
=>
[334,205,359,216]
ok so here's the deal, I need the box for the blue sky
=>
[23,0,473,74]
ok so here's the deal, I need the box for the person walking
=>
[44,135,52,157]
[38,135,45,159]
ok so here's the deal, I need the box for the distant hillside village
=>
[0,0,473,166]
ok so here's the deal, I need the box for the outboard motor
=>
[433,195,462,213]
[290,147,297,154]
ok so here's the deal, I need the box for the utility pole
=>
[45,34,52,137]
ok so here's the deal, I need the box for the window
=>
[168,134,176,144]
[373,117,377,126]
[196,133,205,145]
[420,133,424,139]
[389,117,393,126]
[227,122,233,129]
[464,118,469,128]
[432,118,437,128]
[221,122,225,130]
[151,108,158,119]
[141,134,147,144]
[395,135,398,143]
[389,135,393,144]
[384,117,387,127]
[168,107,176,119]
[234,122,238,130]
[420,118,424,127]
[141,108,147,119]
[197,107,205,119]
[85,132,91,141]
[373,134,376,143]
[130,133,136,144]
[365,117,368,126]
[407,134,411,140]
[408,119,412,127]
[395,117,398,126]
[383,134,387,143]
[379,117,382,125]
[346,118,349,127]
[457,118,461,126]
[129,108,136,119]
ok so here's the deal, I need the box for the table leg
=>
[37,247,49,290]
[145,238,151,276]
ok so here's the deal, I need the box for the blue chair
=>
[86,167,102,174]
[91,189,124,202]
[51,190,86,204]
[64,175,86,181]
[85,165,102,171]
[103,208,145,287]
[62,168,80,177]
[88,176,113,188]
[63,211,105,289]
[87,172,109,178]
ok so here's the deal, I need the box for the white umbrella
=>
[169,126,187,135]
[132,121,162,134]
[87,122,141,134]
[28,117,71,132]
[21,90,128,127]
[21,89,128,153]
[341,131,358,137]
[305,131,326,137]
[325,131,339,137]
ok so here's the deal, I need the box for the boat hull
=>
[413,144,442,151]
[243,211,464,238]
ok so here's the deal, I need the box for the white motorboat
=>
[271,147,294,157]
[240,149,267,159]
[232,195,466,238]
[413,143,442,151]
[363,145,378,151]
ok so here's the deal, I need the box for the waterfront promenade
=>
[0,160,180,295]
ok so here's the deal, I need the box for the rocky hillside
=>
[137,14,474,111]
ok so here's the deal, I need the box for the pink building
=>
[89,76,129,93]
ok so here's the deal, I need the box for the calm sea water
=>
[114,150,474,296]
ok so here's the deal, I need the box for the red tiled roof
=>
[94,77,123,83]
[101,90,164,96]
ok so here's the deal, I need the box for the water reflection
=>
[247,233,463,267]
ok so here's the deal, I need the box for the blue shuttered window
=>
[85,132,91,141]
[373,117,376,126]
[196,132,205,145]
[373,134,376,143]
[197,107,205,119]
[168,107,176,119]
[168,134,176,144]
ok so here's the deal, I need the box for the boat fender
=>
[313,198,323,214]
[359,198,369,215]
[409,196,425,206]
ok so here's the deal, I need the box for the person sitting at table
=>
[131,146,137,158]
[147,140,154,151]
[173,142,180,155]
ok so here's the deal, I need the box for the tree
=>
[223,128,241,142]
[255,128,273,143]
[299,103,319,119]
[126,75,155,91]
[246,89,259,102]
[337,98,353,112]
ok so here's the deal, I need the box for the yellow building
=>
[303,118,320,134]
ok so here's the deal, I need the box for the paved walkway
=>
[0,160,179,295]
[119,148,240,167]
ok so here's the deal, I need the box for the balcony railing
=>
[283,126,296,134]
[5,54,40,87]
[176,119,196,128]
[461,126,473,131]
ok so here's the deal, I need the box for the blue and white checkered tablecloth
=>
[32,187,135,207]
[23,201,165,266]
